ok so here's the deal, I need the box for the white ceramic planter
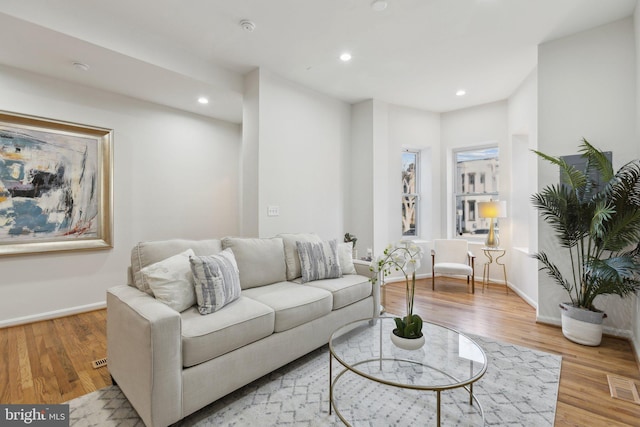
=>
[390,330,425,350]
[559,302,606,346]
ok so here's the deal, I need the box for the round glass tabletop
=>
[329,316,487,391]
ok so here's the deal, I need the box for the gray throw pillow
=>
[296,239,342,283]
[189,249,242,315]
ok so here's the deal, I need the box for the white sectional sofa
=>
[106,234,378,427]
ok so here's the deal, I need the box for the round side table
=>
[481,247,508,294]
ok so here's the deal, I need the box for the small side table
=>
[481,247,508,294]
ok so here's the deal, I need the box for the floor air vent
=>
[92,358,108,369]
[607,374,640,405]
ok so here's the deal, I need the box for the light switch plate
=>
[267,206,280,216]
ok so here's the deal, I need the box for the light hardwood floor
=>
[0,278,639,425]
[0,309,110,404]
[385,278,640,426]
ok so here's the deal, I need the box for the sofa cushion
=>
[338,241,357,275]
[221,237,287,289]
[278,233,322,280]
[180,296,275,367]
[304,274,372,310]
[131,239,222,294]
[141,249,196,312]
[189,249,242,315]
[296,239,342,283]
[242,282,332,332]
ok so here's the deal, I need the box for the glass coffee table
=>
[329,317,487,426]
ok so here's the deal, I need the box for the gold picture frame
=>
[0,111,113,255]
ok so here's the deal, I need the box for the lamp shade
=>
[478,200,507,219]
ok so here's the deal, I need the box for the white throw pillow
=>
[189,249,242,315]
[338,241,357,275]
[296,239,342,283]
[278,233,322,280]
[141,249,197,312]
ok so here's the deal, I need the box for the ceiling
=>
[0,0,636,124]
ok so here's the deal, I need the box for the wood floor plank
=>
[7,328,23,403]
[15,327,34,391]
[0,322,9,403]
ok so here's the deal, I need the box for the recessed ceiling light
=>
[372,0,388,11]
[456,89,466,97]
[340,53,352,62]
[239,19,256,32]
[72,61,90,71]
[198,97,209,104]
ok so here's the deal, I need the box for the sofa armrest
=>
[352,259,380,318]
[107,285,183,427]
[352,259,373,277]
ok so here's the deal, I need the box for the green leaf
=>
[579,139,614,183]
[394,317,405,335]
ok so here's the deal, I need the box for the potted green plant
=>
[370,241,425,349]
[532,139,640,346]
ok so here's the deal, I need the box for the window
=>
[402,150,419,237]
[454,146,499,237]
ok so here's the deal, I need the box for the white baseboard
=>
[504,282,537,309]
[382,273,431,284]
[0,302,106,328]
[536,315,561,327]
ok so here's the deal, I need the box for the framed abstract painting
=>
[0,111,113,255]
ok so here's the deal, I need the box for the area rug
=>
[67,334,561,426]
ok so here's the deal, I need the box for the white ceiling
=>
[0,0,636,124]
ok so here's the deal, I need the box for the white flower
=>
[369,241,424,285]
[405,257,421,273]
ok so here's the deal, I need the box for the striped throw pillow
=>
[189,249,242,315]
[296,239,342,283]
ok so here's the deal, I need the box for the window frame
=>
[402,149,420,238]
[452,145,500,239]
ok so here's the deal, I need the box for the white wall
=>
[348,100,375,255]
[372,100,391,254]
[440,101,510,282]
[632,4,640,358]
[240,69,260,237]
[507,68,539,307]
[537,17,637,335]
[388,104,441,243]
[253,70,351,240]
[348,101,440,275]
[0,64,241,326]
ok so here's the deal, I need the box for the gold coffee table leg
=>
[437,390,441,427]
[329,352,333,415]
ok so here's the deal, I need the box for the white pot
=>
[390,330,425,350]
[559,302,606,346]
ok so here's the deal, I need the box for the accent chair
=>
[431,239,475,293]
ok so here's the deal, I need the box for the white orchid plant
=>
[370,241,424,339]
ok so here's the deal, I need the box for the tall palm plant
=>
[532,140,640,311]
